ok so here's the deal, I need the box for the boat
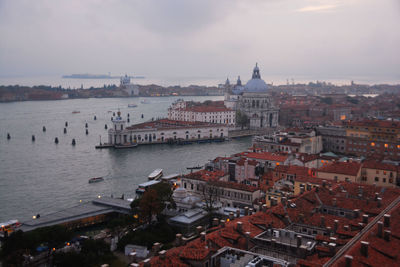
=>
[128,104,137,108]
[114,143,138,149]
[140,99,150,104]
[72,110,80,114]
[88,177,104,183]
[187,165,203,170]
[135,180,161,195]
[148,169,163,180]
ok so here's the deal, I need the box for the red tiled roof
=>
[245,152,289,162]
[318,161,361,176]
[362,160,398,172]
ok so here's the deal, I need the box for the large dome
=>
[244,63,269,93]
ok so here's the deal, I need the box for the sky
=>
[0,0,399,84]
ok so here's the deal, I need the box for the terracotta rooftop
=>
[362,160,398,172]
[245,152,289,162]
[318,161,361,176]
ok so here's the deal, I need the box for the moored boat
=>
[72,110,80,114]
[88,177,104,183]
[148,169,163,180]
[128,104,137,108]
[114,143,138,149]
[135,180,161,195]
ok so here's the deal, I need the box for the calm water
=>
[0,96,251,222]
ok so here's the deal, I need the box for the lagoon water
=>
[0,96,251,222]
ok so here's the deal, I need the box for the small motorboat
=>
[72,110,80,114]
[114,143,138,149]
[140,99,150,104]
[128,104,138,108]
[148,169,163,180]
[88,177,104,183]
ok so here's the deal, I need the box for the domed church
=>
[224,64,279,129]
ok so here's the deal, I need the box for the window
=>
[375,177,379,182]
[191,184,193,190]
[383,178,386,183]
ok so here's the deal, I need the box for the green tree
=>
[236,110,249,129]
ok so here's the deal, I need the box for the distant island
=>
[62,74,145,79]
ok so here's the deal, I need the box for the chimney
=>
[200,232,206,242]
[377,197,382,208]
[196,226,203,236]
[129,252,137,263]
[374,192,379,200]
[281,197,287,206]
[360,241,369,257]
[384,214,391,227]
[244,206,249,216]
[353,209,360,218]
[249,208,254,215]
[362,214,369,224]
[229,212,234,220]
[322,180,327,188]
[329,189,333,195]
[345,255,353,267]
[245,232,251,250]
[384,230,391,242]
[175,233,183,246]
[159,250,167,260]
[358,222,364,229]
[300,186,305,194]
[296,235,302,247]
[237,221,243,232]
[333,220,338,233]
[236,209,240,218]
[315,185,320,192]
[213,218,219,227]
[377,221,383,238]
[143,258,151,267]
[344,225,350,231]
[262,204,267,212]
[152,242,161,255]
[328,243,336,254]
[220,219,225,228]
[332,198,337,207]
[320,216,326,227]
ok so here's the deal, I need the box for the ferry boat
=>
[0,219,21,237]
[88,177,104,183]
[114,143,138,149]
[128,104,137,108]
[148,169,163,180]
[135,180,161,195]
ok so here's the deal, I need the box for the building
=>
[361,160,399,187]
[344,119,400,160]
[316,125,347,154]
[224,64,279,129]
[108,116,228,145]
[120,74,139,96]
[168,99,236,125]
[253,128,323,154]
[179,170,262,209]
[317,161,362,183]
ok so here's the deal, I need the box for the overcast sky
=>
[0,0,399,83]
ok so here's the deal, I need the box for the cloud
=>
[296,4,337,13]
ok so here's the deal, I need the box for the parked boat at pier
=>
[148,169,163,180]
[128,104,137,108]
[135,180,161,195]
[88,177,104,183]
[114,143,138,149]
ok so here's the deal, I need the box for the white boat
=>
[141,99,150,104]
[128,104,137,108]
[148,169,163,180]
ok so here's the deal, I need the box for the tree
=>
[200,181,220,217]
[236,110,249,129]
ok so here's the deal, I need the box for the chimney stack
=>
[384,214,391,227]
[245,232,251,250]
[333,220,338,233]
[374,192,379,200]
[262,204,267,212]
[320,216,326,227]
[322,180,327,188]
[360,241,369,257]
[143,259,151,267]
[244,206,249,216]
[237,221,243,232]
[344,225,350,231]
[229,212,234,220]
[296,235,302,247]
[196,226,203,236]
[345,255,353,267]
[377,197,382,208]
[200,232,206,242]
[152,242,161,255]
[353,209,360,218]
[362,214,369,224]
[213,218,219,227]
[236,209,240,218]
[332,198,337,207]
[384,230,391,242]
[220,219,225,228]
[377,221,383,238]
[249,208,254,215]
[159,250,167,260]
[175,233,182,246]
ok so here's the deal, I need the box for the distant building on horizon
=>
[120,74,139,96]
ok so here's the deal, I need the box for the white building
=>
[224,64,279,129]
[168,99,236,125]
[120,74,139,96]
[108,117,228,145]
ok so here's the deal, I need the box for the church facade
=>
[224,64,279,129]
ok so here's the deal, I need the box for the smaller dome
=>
[173,187,187,200]
[182,195,200,205]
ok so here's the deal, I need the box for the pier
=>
[19,196,132,232]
